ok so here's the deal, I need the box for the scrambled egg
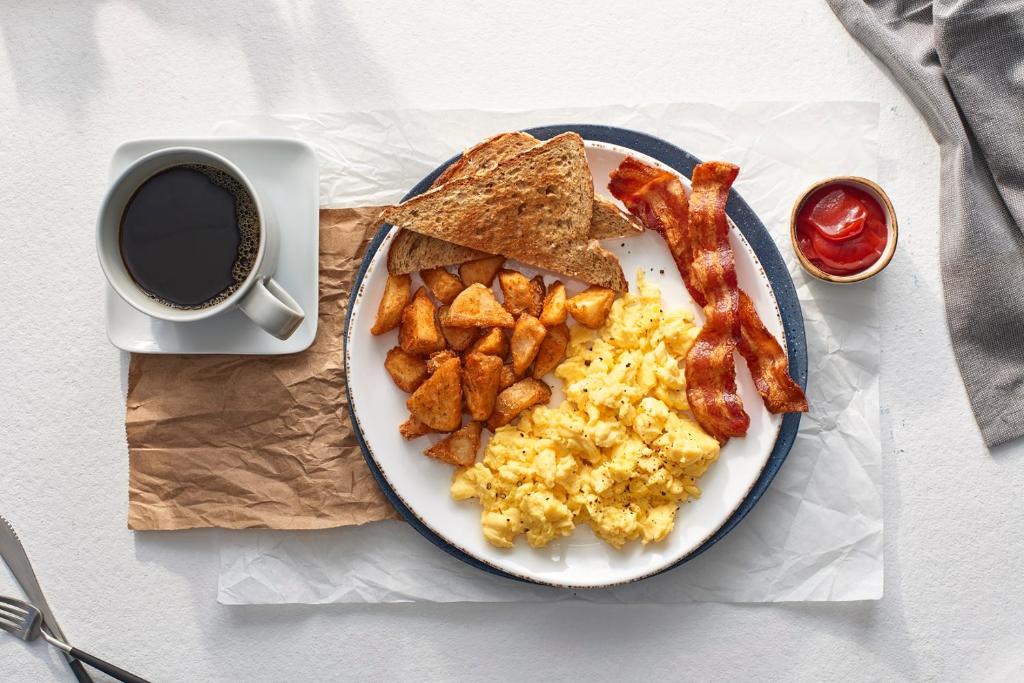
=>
[451,273,721,549]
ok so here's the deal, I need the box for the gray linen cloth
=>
[827,0,1024,447]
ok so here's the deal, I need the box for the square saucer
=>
[106,137,319,354]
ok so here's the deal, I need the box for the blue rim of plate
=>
[344,124,807,588]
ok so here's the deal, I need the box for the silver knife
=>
[0,514,94,682]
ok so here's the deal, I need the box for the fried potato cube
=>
[463,352,502,421]
[458,255,505,287]
[487,378,552,430]
[539,280,568,326]
[531,323,570,379]
[420,267,464,304]
[399,414,436,439]
[426,349,459,374]
[438,305,479,351]
[498,270,544,318]
[384,347,428,393]
[499,364,517,390]
[566,286,616,329]
[406,357,462,431]
[443,284,515,328]
[423,421,482,467]
[510,314,547,377]
[371,274,412,335]
[399,287,446,355]
[468,327,509,358]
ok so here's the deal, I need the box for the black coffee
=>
[119,164,259,308]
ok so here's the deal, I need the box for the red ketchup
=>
[795,183,888,276]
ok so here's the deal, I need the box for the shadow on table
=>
[0,1,401,115]
[0,3,106,115]
[129,1,402,111]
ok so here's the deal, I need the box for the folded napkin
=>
[827,0,1024,447]
[126,208,399,529]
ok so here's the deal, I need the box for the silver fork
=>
[0,594,150,683]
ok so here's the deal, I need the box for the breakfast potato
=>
[420,267,464,304]
[424,420,482,467]
[510,314,547,377]
[469,327,509,358]
[371,273,412,335]
[458,255,505,287]
[487,378,552,430]
[566,286,616,329]
[498,270,544,317]
[539,280,568,326]
[384,347,428,393]
[406,357,463,431]
[531,323,570,379]
[438,305,479,351]
[463,352,503,421]
[443,284,515,328]
[499,364,517,390]
[399,414,436,439]
[426,349,459,374]
[399,288,446,355]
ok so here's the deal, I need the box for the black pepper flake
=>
[625,363,631,368]
[659,269,665,275]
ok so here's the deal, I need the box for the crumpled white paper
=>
[213,102,882,603]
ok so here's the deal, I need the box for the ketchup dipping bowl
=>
[790,176,898,284]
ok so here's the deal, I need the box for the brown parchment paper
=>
[126,207,400,530]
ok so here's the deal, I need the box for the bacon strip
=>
[609,157,807,435]
[609,158,703,305]
[684,162,749,441]
[737,291,808,413]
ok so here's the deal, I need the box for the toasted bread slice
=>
[387,133,538,274]
[589,196,643,240]
[386,133,641,276]
[381,134,626,290]
[434,132,539,186]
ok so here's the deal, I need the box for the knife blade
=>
[0,515,94,682]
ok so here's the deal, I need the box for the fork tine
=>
[0,612,23,634]
[0,599,30,619]
[0,594,28,609]
[0,601,28,617]
[0,610,27,628]
[0,601,30,622]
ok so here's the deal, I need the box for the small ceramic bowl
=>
[790,176,898,283]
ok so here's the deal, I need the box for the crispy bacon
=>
[609,158,703,304]
[609,156,807,437]
[684,162,749,441]
[737,291,809,413]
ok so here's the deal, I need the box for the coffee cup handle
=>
[237,277,305,340]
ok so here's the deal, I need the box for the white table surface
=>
[1,2,1021,681]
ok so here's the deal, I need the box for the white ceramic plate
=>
[346,140,784,588]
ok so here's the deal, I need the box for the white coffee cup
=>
[97,147,304,340]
